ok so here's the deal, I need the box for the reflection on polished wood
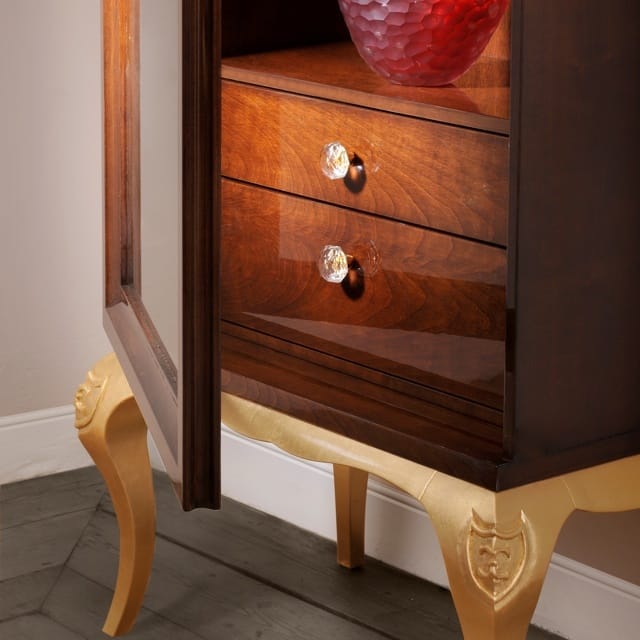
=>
[221,40,511,131]
[333,464,368,569]
[221,180,506,405]
[74,353,155,637]
[221,80,509,245]
[222,392,640,640]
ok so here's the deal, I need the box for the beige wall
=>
[0,0,638,588]
[0,0,110,415]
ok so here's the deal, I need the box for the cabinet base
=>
[75,353,640,638]
[223,393,640,638]
[74,353,155,636]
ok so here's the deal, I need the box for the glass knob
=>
[318,245,349,283]
[320,142,350,180]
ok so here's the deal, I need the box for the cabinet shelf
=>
[222,40,510,134]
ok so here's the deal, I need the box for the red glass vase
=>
[338,0,509,86]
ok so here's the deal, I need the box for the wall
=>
[0,2,638,638]
[0,0,110,415]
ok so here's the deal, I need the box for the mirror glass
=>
[140,0,182,365]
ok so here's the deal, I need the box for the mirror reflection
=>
[140,0,181,365]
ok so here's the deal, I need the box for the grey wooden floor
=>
[0,467,563,640]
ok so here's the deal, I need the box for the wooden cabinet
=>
[220,0,640,492]
[86,1,640,636]
[220,79,509,243]
[103,0,640,503]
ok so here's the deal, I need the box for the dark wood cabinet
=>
[104,0,640,508]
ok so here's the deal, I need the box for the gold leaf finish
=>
[73,352,155,637]
[222,392,640,639]
[74,368,109,428]
[466,509,527,602]
[74,362,640,639]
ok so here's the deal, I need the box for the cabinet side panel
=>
[180,0,221,510]
[509,0,640,471]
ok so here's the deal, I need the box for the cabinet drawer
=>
[221,180,506,407]
[221,81,509,245]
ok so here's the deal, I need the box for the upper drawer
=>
[221,81,509,245]
[221,180,506,408]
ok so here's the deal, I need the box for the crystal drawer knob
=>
[318,245,349,283]
[320,142,350,180]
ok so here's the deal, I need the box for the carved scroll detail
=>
[74,368,109,428]
[466,509,528,602]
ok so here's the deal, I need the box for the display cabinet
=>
[74,1,640,638]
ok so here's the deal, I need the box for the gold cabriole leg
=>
[422,473,574,639]
[221,392,640,640]
[74,352,156,637]
[333,464,368,568]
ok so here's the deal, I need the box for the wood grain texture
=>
[103,0,640,510]
[179,0,221,510]
[0,569,62,622]
[223,321,503,426]
[69,511,390,640]
[480,4,510,61]
[0,468,104,621]
[0,466,103,530]
[221,180,506,404]
[102,0,181,490]
[102,0,134,308]
[2,468,561,640]
[43,568,204,640]
[221,80,509,244]
[222,41,510,132]
[101,0,220,509]
[0,614,86,640]
[503,0,640,483]
[219,0,640,490]
[221,330,504,490]
[101,471,465,640]
[0,510,94,582]
[333,465,368,569]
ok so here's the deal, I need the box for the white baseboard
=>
[2,406,639,639]
[0,405,165,484]
[0,405,93,484]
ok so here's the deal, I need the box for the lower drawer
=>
[221,179,506,408]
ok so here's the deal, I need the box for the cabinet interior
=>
[221,1,511,130]
[217,1,514,488]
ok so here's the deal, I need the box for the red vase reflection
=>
[338,0,509,86]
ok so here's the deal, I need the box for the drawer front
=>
[221,81,509,245]
[221,180,506,407]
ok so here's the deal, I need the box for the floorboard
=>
[68,510,390,640]
[0,567,62,621]
[103,472,462,640]
[0,510,95,582]
[43,568,205,640]
[0,467,564,639]
[0,466,104,531]
[0,613,85,640]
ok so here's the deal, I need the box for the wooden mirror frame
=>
[102,0,220,509]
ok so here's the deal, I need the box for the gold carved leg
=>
[333,464,368,568]
[421,475,573,639]
[221,393,640,640]
[74,352,155,637]
[420,456,640,639]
